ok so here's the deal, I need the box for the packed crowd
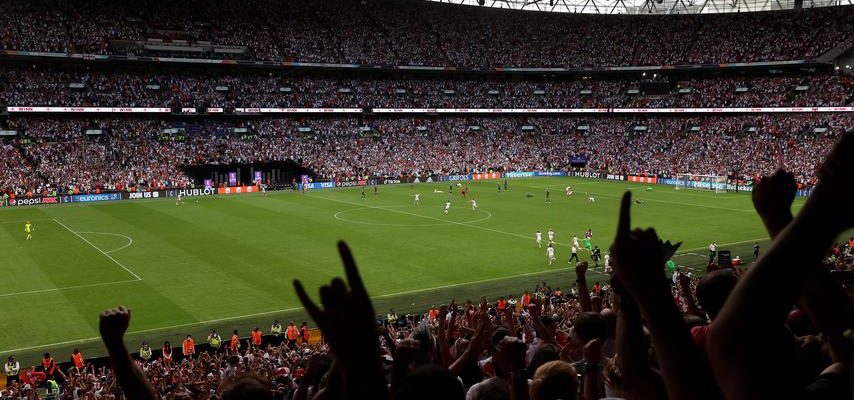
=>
[0,114,851,197]
[2,68,853,109]
[0,0,851,67]
[2,134,853,399]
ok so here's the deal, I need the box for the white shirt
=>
[414,194,420,200]
[604,254,611,266]
[547,248,555,257]
[572,246,578,254]
[445,202,451,209]
[4,361,19,375]
[536,232,542,240]
[547,230,554,240]
[710,244,716,252]
[573,237,580,246]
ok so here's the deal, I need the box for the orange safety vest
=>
[182,339,195,355]
[251,330,263,345]
[301,326,310,342]
[230,334,239,350]
[71,353,84,369]
[286,326,299,341]
[522,294,531,307]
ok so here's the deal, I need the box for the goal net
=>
[675,174,727,193]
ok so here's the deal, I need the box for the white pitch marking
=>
[76,231,134,254]
[52,219,142,281]
[0,279,139,298]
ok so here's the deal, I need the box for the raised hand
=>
[575,260,588,279]
[611,192,667,302]
[752,170,797,237]
[99,306,131,348]
[293,241,386,400]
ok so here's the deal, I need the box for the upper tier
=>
[0,0,851,68]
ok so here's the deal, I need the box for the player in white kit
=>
[414,193,420,206]
[176,193,184,205]
[444,200,451,214]
[470,199,478,210]
[547,228,555,242]
[572,235,580,249]
[546,244,556,266]
[535,230,542,248]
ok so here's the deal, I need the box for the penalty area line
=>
[52,219,143,281]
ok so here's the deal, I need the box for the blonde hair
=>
[530,360,578,400]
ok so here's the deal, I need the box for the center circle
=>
[334,205,493,227]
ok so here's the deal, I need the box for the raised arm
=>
[99,307,157,400]
[611,192,721,400]
[293,241,388,400]
[708,133,854,400]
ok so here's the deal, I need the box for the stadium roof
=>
[424,0,852,14]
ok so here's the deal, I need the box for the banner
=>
[504,171,534,178]
[218,186,258,195]
[570,171,602,179]
[228,172,238,186]
[606,174,626,181]
[628,175,658,184]
[0,198,6,207]
[203,179,213,189]
[472,172,502,180]
[123,191,166,200]
[443,175,473,181]
[7,197,60,207]
[336,180,368,188]
[69,193,122,203]
[534,171,566,177]
[254,171,263,184]
[167,188,217,198]
[303,182,335,190]
[6,106,172,113]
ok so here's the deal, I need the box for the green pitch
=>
[0,177,800,363]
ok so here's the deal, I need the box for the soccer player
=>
[587,194,596,203]
[753,242,760,259]
[546,244,556,266]
[470,198,478,210]
[535,230,543,248]
[545,189,551,203]
[604,252,612,274]
[261,183,267,197]
[361,188,366,200]
[175,193,184,205]
[568,244,579,263]
[547,228,555,243]
[585,228,593,240]
[565,186,573,196]
[414,193,420,206]
[24,221,32,240]
[374,185,378,196]
[503,180,508,191]
[497,183,502,193]
[444,200,451,214]
[572,235,580,249]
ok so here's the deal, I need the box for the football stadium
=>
[0,0,853,399]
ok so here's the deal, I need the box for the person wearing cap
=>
[139,342,153,362]
[208,330,223,352]
[4,355,19,386]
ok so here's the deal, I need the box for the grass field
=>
[0,177,802,364]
